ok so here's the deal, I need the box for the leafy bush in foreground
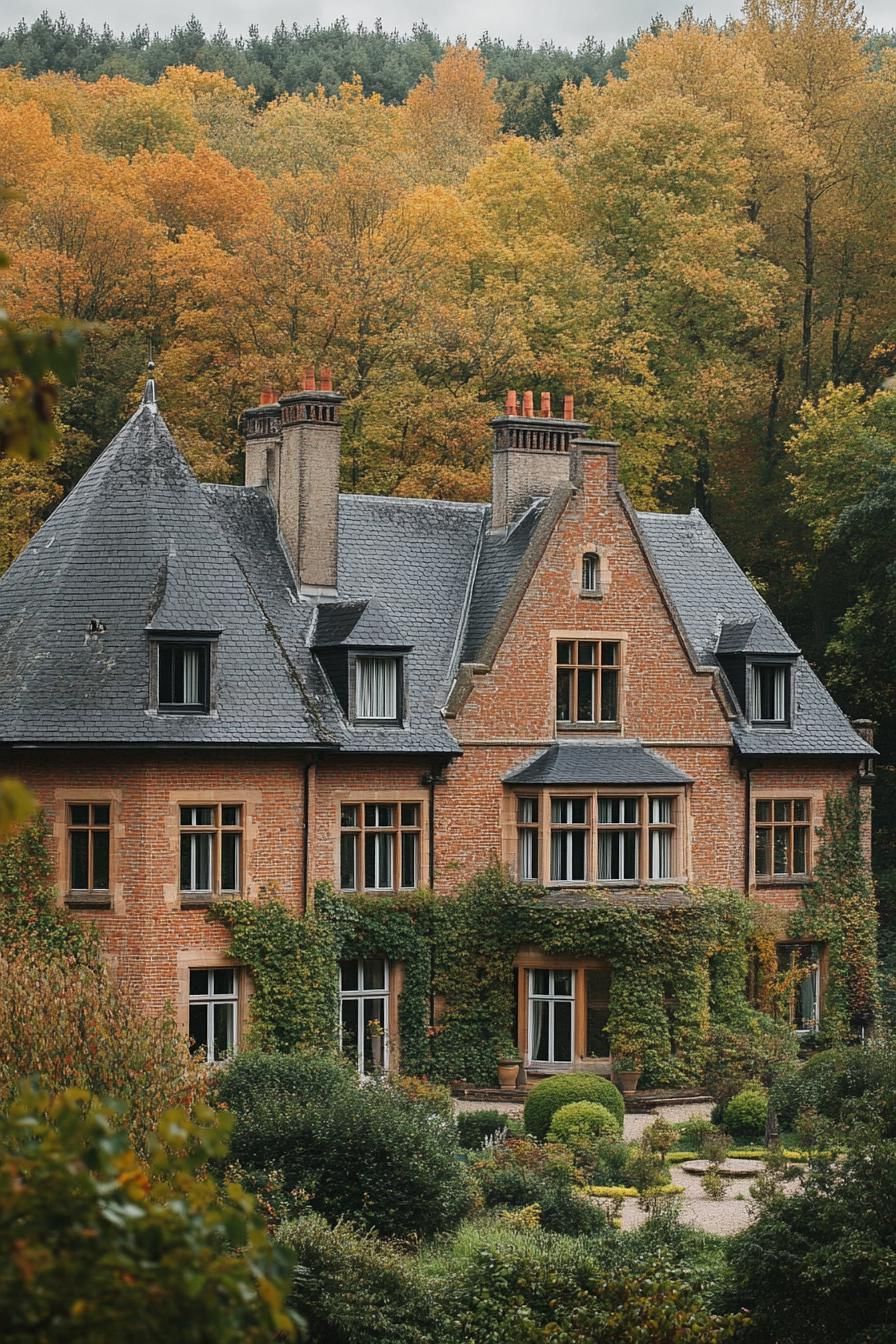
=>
[770,1042,896,1136]
[547,1100,622,1144]
[472,1137,606,1236]
[724,1086,768,1140]
[0,1083,299,1343]
[228,1071,471,1239]
[215,1049,353,1113]
[457,1107,517,1149]
[524,1074,625,1138]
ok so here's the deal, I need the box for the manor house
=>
[0,372,875,1074]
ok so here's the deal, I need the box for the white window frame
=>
[751,663,787,724]
[353,655,400,722]
[188,968,238,1064]
[179,804,243,898]
[527,968,575,1068]
[339,958,390,1075]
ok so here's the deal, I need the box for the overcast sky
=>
[6,2,894,50]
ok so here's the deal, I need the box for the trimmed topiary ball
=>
[724,1084,769,1140]
[547,1100,621,1144]
[523,1073,625,1139]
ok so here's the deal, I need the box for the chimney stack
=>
[240,386,281,489]
[490,388,590,530]
[278,368,343,594]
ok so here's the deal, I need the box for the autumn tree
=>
[402,44,502,185]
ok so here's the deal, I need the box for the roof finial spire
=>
[142,338,157,409]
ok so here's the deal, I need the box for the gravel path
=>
[453,1098,789,1236]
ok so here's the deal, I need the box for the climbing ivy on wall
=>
[211,871,760,1088]
[790,786,880,1041]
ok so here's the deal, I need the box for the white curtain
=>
[356,657,398,719]
[182,648,200,703]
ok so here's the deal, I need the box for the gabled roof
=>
[461,499,546,663]
[636,509,871,757]
[503,741,693,787]
[0,399,334,747]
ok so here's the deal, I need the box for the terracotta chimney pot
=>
[563,394,575,420]
[522,390,534,417]
[259,383,277,406]
[303,366,316,392]
[320,366,333,392]
[505,390,518,415]
[540,391,552,417]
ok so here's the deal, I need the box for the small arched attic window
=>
[581,552,601,597]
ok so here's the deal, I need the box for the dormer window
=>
[354,654,401,722]
[751,663,788,724]
[155,640,212,714]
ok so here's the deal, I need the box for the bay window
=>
[514,789,684,885]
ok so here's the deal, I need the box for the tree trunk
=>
[800,174,815,398]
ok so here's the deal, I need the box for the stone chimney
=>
[240,367,343,595]
[490,389,590,530]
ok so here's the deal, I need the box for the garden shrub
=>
[472,1137,606,1236]
[724,1085,769,1140]
[726,1138,896,1342]
[277,1213,435,1344]
[702,1016,798,1104]
[547,1100,622,1144]
[676,1115,717,1151]
[0,947,205,1146]
[770,1041,896,1136]
[456,1108,516,1150]
[523,1073,625,1138]
[386,1073,454,1118]
[228,1075,471,1239]
[0,1082,299,1343]
[438,1225,745,1342]
[215,1050,353,1114]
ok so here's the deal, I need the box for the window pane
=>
[341,998,359,1066]
[623,798,639,824]
[341,804,359,828]
[598,797,619,824]
[773,828,789,874]
[212,1003,234,1061]
[553,1001,573,1062]
[221,833,240,892]
[365,803,394,828]
[401,830,418,888]
[570,799,587,825]
[159,645,176,704]
[189,1004,209,1057]
[600,668,619,721]
[756,800,772,822]
[598,830,617,880]
[582,554,599,590]
[221,805,241,827]
[601,641,618,666]
[530,969,550,996]
[650,797,673,824]
[622,830,638,879]
[755,828,771,875]
[92,804,110,826]
[794,801,808,822]
[69,803,90,826]
[556,641,573,665]
[793,827,808,874]
[556,667,572,721]
[586,973,611,1057]
[213,968,235,996]
[577,668,595,721]
[340,832,358,890]
[361,998,387,1074]
[365,831,393,889]
[340,959,359,992]
[362,958,386,991]
[553,970,573,997]
[773,800,789,822]
[356,657,398,719]
[92,829,110,890]
[69,830,90,890]
[650,828,672,880]
[530,998,550,1061]
[180,834,193,890]
[578,642,596,665]
[518,828,539,881]
[400,803,420,827]
[518,797,538,824]
[189,968,209,996]
[570,830,586,881]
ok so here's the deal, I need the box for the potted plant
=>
[612,1052,643,1096]
[496,1038,522,1090]
[366,1017,385,1072]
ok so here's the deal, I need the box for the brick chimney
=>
[490,389,590,530]
[240,368,343,594]
[278,366,343,595]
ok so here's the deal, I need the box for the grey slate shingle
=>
[503,742,693,787]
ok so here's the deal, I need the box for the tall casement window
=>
[179,805,243,899]
[339,802,421,892]
[67,802,110,894]
[340,957,389,1075]
[528,968,574,1066]
[188,968,238,1063]
[157,642,211,713]
[354,655,400,721]
[776,943,822,1033]
[556,640,620,725]
[751,664,788,723]
[516,790,684,885]
[581,553,601,595]
[755,798,811,880]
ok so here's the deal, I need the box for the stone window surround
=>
[54,788,123,911]
[513,947,613,1072]
[552,628,627,735]
[751,789,821,887]
[176,948,250,1055]
[332,788,430,895]
[163,789,261,911]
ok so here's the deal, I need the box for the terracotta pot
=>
[497,1061,521,1090]
[615,1069,641,1096]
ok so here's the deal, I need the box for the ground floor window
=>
[520,961,613,1069]
[188,967,238,1063]
[776,942,822,1033]
[340,957,390,1074]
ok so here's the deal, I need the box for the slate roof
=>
[0,392,869,762]
[503,742,693,787]
[636,509,871,757]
